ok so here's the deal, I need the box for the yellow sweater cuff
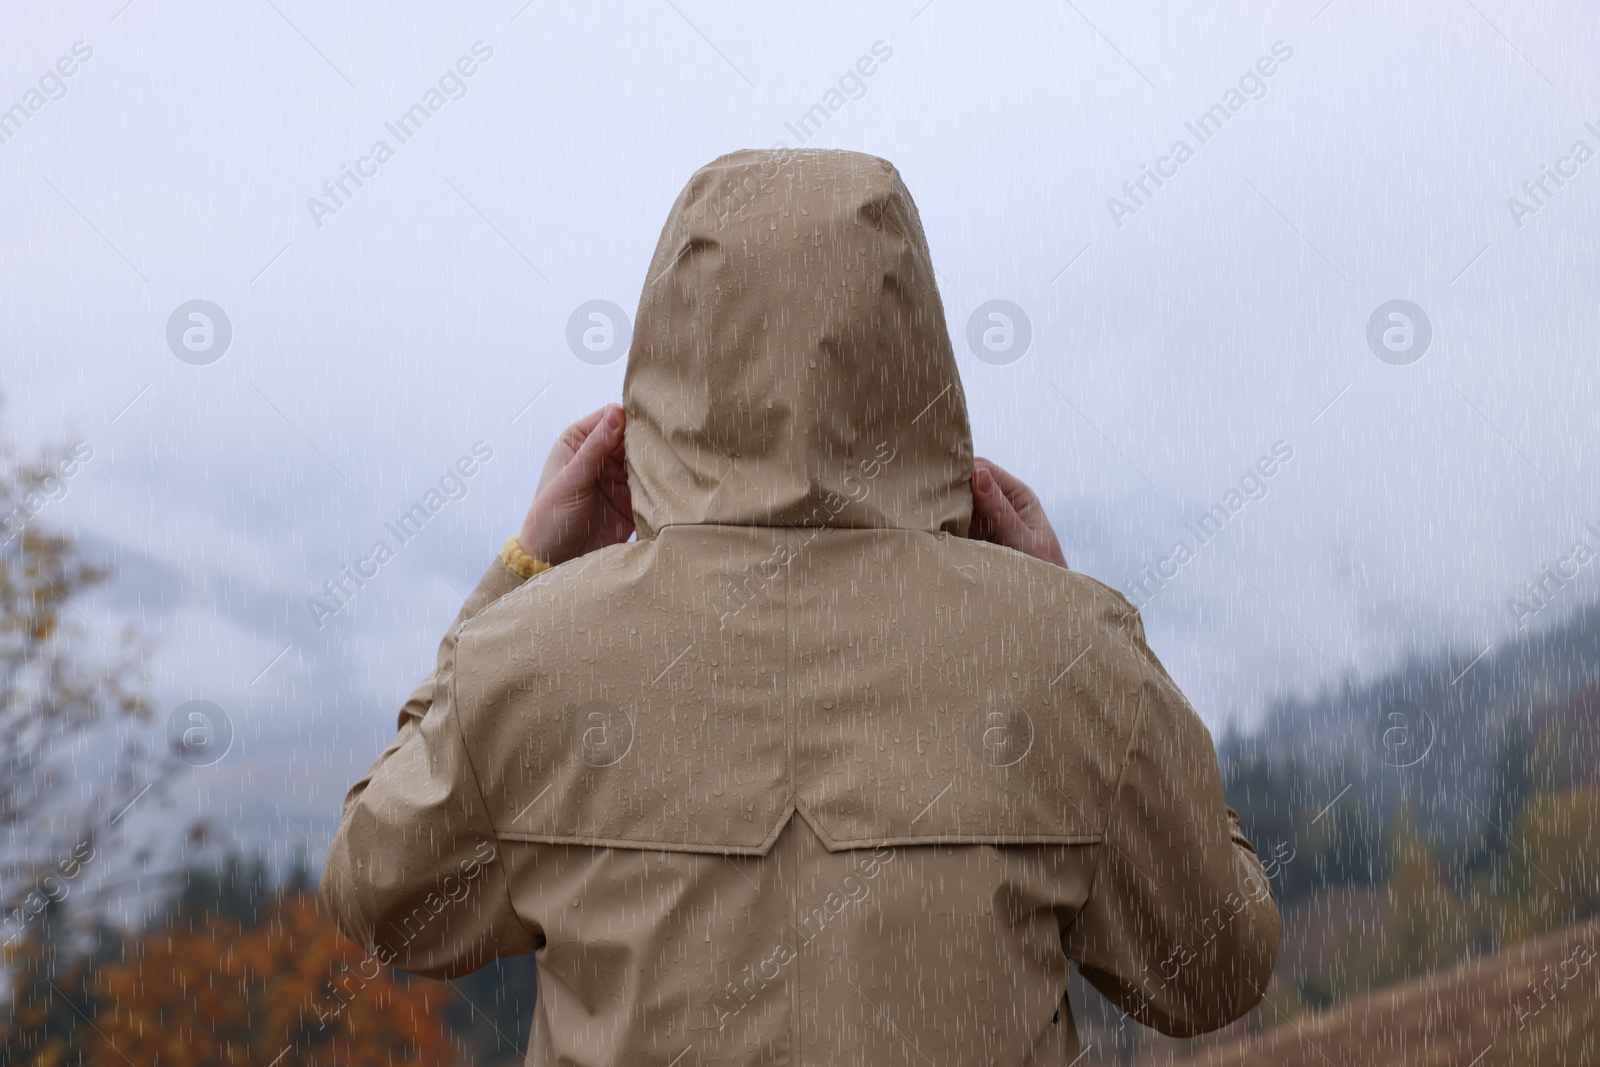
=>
[499,536,552,580]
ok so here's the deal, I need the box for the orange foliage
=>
[87,890,458,1066]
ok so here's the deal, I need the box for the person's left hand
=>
[517,403,634,567]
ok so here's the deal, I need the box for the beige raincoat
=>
[321,149,1281,1064]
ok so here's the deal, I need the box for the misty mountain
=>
[1221,597,1600,890]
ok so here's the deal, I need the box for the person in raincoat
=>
[320,148,1281,1064]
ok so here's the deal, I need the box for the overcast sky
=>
[4,0,1597,884]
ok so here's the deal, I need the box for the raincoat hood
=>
[623,149,974,539]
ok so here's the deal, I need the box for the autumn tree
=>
[1374,806,1472,984]
[0,408,156,887]
[0,406,163,1057]
[85,884,460,1066]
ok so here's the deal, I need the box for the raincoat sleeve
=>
[1062,613,1282,1037]
[318,556,541,979]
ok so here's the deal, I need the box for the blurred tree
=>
[1497,786,1600,940]
[86,886,460,1066]
[1222,747,1309,898]
[0,893,124,1066]
[0,409,156,889]
[444,951,539,1065]
[171,852,277,930]
[0,408,168,1060]
[1530,685,1600,794]
[1374,806,1471,984]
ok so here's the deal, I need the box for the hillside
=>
[1174,918,1599,1067]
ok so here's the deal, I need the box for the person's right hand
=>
[967,457,1067,568]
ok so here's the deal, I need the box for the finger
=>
[552,404,619,467]
[975,458,1041,514]
[974,466,1013,516]
[563,405,613,443]
[598,478,634,527]
[549,405,613,464]
[598,454,632,507]
[973,467,1028,545]
[541,404,624,491]
[560,405,624,486]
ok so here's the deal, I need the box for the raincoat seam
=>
[785,520,801,1062]
[488,822,789,855]
[445,656,542,950]
[652,521,945,535]
[1080,679,1150,929]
